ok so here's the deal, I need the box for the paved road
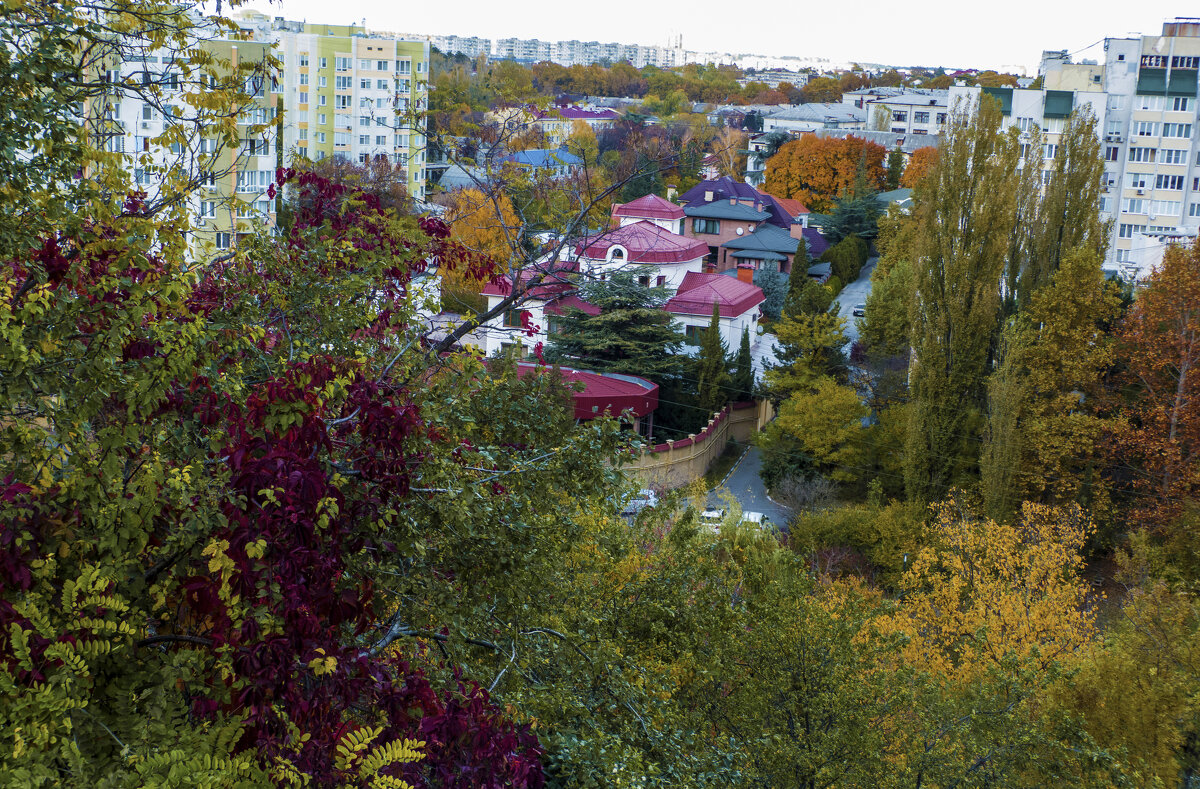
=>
[833,257,877,349]
[707,446,792,530]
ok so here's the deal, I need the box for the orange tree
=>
[763,134,886,213]
[899,145,939,188]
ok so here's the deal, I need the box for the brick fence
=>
[625,399,774,489]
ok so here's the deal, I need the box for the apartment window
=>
[335,76,352,89]
[316,132,326,143]
[1171,97,1193,112]
[299,53,309,67]
[684,325,704,346]
[1016,116,1035,131]
[397,60,411,74]
[360,78,371,89]
[1171,56,1200,69]
[319,76,327,87]
[1116,249,1131,262]
[936,112,947,124]
[199,201,215,218]
[892,111,907,122]
[1043,143,1057,159]
[397,79,411,93]
[1105,146,1119,161]
[1151,200,1181,216]
[298,128,307,140]
[1100,196,1113,212]
[359,97,372,108]
[1128,147,1156,163]
[376,79,389,90]
[318,114,327,125]
[416,62,424,73]
[398,152,408,166]
[336,57,351,71]
[1109,95,1124,110]
[1134,121,1159,137]
[335,95,351,109]
[297,146,307,158]
[1123,198,1145,213]
[375,135,387,145]
[1195,177,1200,191]
[360,115,371,127]
[1162,149,1186,165]
[1127,172,1150,189]
[1137,95,1165,111]
[334,132,351,146]
[1190,203,1200,218]
[394,133,408,148]
[319,57,328,69]
[318,94,327,106]
[358,152,368,163]
[376,60,390,71]
[336,114,351,128]
[1142,55,1167,68]
[142,105,153,120]
[236,202,249,218]
[215,232,232,249]
[1118,223,1146,239]
[298,92,308,104]
[1163,123,1192,138]
[359,134,369,145]
[1156,174,1184,190]
[315,150,325,160]
[375,98,387,109]
[914,111,930,124]
[692,218,719,234]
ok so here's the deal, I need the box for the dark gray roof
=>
[875,188,914,205]
[722,224,800,255]
[731,248,787,261]
[684,202,770,221]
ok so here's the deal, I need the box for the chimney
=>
[790,220,805,241]
[729,197,737,205]
[737,264,754,283]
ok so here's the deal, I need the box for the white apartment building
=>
[428,35,492,59]
[861,91,949,136]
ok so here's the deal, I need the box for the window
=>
[1151,200,1181,216]
[319,76,327,87]
[360,78,371,89]
[334,132,351,146]
[215,232,231,249]
[1134,121,1159,137]
[1162,149,1187,164]
[318,94,327,106]
[1105,146,1119,161]
[298,128,307,140]
[375,79,387,90]
[892,111,907,122]
[394,133,408,148]
[1163,123,1192,138]
[397,60,411,74]
[503,310,525,328]
[236,170,269,193]
[1156,174,1184,190]
[1116,249,1131,263]
[637,274,650,287]
[1128,147,1156,163]
[416,62,424,73]
[1190,203,1200,218]
[1137,95,1165,111]
[359,134,369,145]
[359,97,372,107]
[298,92,308,104]
[316,131,326,143]
[1172,97,1193,112]
[376,60,390,71]
[1195,177,1200,190]
[335,57,351,72]
[692,218,719,234]
[319,57,328,69]
[936,112,947,124]
[1016,116,1035,131]
[335,113,350,128]
[358,152,368,163]
[684,325,704,346]
[1118,223,1146,238]
[1171,56,1200,69]
[335,94,351,108]
[1043,143,1057,159]
[299,53,309,67]
[335,75,352,89]
[236,202,250,218]
[375,135,387,145]
[318,113,327,125]
[360,116,371,127]
[1127,172,1151,189]
[199,201,215,218]
[1123,198,1145,213]
[254,199,270,214]
[914,111,930,123]
[315,150,325,160]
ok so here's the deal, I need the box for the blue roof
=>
[684,202,769,221]
[502,148,583,168]
[721,224,800,255]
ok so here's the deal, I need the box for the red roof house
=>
[664,271,765,318]
[611,194,686,229]
[576,220,709,265]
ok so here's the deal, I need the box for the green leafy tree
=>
[885,147,905,189]
[903,96,1023,503]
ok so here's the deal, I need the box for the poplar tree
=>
[885,147,905,190]
[904,96,1022,503]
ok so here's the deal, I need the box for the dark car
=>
[852,303,867,317]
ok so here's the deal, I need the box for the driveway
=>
[707,446,792,531]
[832,257,877,349]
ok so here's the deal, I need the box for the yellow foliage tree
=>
[775,377,868,483]
[441,187,520,285]
[879,498,1098,683]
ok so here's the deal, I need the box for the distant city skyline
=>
[233,1,1192,73]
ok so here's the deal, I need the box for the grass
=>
[704,440,747,490]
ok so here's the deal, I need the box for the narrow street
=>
[833,257,877,349]
[708,445,792,531]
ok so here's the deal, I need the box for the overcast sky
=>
[238,1,1192,73]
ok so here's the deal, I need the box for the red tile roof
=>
[481,260,578,301]
[773,196,810,218]
[543,294,601,316]
[515,363,658,420]
[576,220,708,265]
[664,271,765,318]
[612,194,685,222]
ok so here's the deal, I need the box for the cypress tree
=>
[885,147,904,190]
[696,302,732,416]
[733,327,754,401]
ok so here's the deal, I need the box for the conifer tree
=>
[886,147,905,190]
[734,326,755,400]
[697,302,732,415]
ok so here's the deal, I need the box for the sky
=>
[237,0,1194,74]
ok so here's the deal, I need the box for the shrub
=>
[789,501,925,585]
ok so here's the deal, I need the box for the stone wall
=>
[626,399,774,489]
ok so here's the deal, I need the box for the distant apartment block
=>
[428,35,492,59]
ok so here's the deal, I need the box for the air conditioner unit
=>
[1136,188,1145,195]
[140,121,151,130]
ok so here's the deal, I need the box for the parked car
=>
[620,489,659,516]
[852,303,867,317]
[698,508,725,529]
[741,511,773,530]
